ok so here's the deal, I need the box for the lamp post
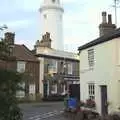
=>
[112,0,120,27]
[0,24,8,31]
[0,24,8,40]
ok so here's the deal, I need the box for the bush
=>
[85,99,96,108]
[78,101,85,107]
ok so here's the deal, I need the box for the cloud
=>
[61,0,78,4]
[7,20,32,28]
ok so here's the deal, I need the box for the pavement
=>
[19,102,67,120]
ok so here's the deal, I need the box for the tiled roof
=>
[13,44,38,62]
[78,28,120,51]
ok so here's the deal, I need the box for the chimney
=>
[99,11,116,37]
[108,14,112,24]
[102,12,107,23]
[4,32,15,45]
[46,32,50,39]
[39,33,52,48]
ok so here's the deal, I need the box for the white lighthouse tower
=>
[40,0,64,50]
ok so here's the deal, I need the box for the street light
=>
[0,24,8,31]
[112,0,120,26]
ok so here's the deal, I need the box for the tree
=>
[0,39,10,60]
[0,69,23,120]
[0,36,23,120]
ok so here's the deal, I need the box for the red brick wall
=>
[25,61,40,94]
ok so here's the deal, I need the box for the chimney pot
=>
[108,14,112,24]
[102,11,107,16]
[4,32,15,45]
[46,32,50,39]
[102,11,107,23]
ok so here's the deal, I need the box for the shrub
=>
[79,101,85,107]
[85,98,96,108]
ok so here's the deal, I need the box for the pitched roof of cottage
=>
[12,44,38,62]
[78,27,120,51]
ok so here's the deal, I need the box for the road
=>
[19,102,67,120]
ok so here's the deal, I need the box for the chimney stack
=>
[99,11,116,37]
[4,32,15,45]
[108,14,112,24]
[102,12,107,23]
[38,33,52,48]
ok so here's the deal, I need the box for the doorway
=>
[69,84,80,100]
[100,85,108,115]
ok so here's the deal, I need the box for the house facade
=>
[0,32,40,101]
[78,12,120,115]
[34,32,80,98]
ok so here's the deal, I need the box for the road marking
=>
[29,111,56,119]
[29,110,64,120]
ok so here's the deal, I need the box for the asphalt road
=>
[19,102,67,120]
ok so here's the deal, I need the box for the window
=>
[51,84,57,94]
[48,60,57,73]
[16,83,25,98]
[17,61,26,73]
[44,14,47,19]
[68,63,72,74]
[29,84,35,94]
[88,83,95,100]
[60,15,62,20]
[88,49,94,67]
[52,0,55,3]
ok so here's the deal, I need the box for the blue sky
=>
[0,0,120,52]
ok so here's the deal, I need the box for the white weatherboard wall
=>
[80,37,120,114]
[40,0,64,50]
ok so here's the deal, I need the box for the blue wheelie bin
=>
[68,97,77,112]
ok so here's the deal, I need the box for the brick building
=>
[0,32,40,101]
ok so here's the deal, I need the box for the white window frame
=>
[44,14,47,19]
[29,84,35,94]
[16,83,25,98]
[48,60,58,73]
[17,61,26,73]
[51,84,57,94]
[68,63,72,74]
[88,83,95,100]
[52,0,56,3]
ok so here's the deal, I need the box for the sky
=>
[0,0,120,52]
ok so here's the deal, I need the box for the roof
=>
[36,53,79,62]
[12,44,38,62]
[36,47,79,60]
[78,28,120,51]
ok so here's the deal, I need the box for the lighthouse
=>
[39,0,64,50]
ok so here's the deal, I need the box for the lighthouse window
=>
[60,15,62,20]
[52,0,55,3]
[44,14,47,19]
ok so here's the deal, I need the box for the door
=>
[43,83,48,98]
[101,85,108,115]
[69,84,80,100]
